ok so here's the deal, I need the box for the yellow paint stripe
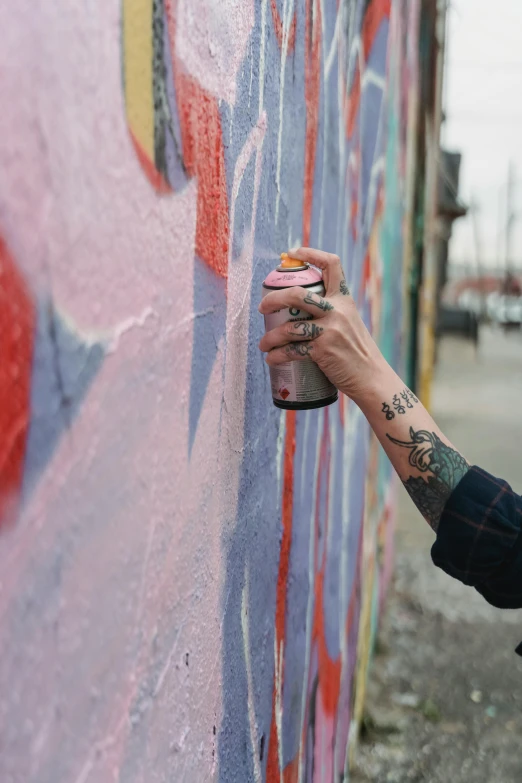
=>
[122,0,155,162]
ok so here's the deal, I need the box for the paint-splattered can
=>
[262,255,338,410]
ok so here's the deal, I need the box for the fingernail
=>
[289,246,299,254]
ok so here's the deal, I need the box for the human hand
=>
[258,247,388,403]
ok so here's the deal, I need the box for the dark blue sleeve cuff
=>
[431,466,522,608]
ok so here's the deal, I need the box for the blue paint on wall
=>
[22,300,104,502]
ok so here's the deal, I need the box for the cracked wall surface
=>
[0,1,424,781]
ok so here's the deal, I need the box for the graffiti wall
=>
[0,1,424,781]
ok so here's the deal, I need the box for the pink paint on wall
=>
[0,2,230,778]
[0,1,425,780]
[174,0,255,106]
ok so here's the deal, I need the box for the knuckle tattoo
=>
[290,321,324,340]
[303,292,334,312]
[285,342,313,358]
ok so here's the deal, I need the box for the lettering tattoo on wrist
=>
[386,427,470,531]
[303,293,334,312]
[381,388,419,420]
[291,321,323,339]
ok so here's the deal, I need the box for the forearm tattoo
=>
[303,293,334,312]
[386,427,470,531]
[291,321,323,339]
[285,342,312,358]
[381,388,419,420]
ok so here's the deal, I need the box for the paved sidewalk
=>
[353,328,522,783]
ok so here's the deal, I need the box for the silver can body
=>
[262,278,338,410]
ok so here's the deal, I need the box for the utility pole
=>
[505,161,516,279]
[471,198,485,323]
[497,187,504,268]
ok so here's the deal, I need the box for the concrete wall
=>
[0,1,423,781]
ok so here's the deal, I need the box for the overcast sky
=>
[443,0,522,270]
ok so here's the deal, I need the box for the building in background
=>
[0,1,445,781]
[433,150,473,347]
[403,0,450,404]
[408,0,453,409]
[436,150,468,321]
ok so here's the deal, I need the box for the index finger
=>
[259,286,334,316]
[287,247,345,297]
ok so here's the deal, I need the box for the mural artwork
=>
[0,0,424,780]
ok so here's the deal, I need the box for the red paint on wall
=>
[161,1,231,279]
[175,72,230,278]
[345,67,361,139]
[276,411,296,643]
[268,408,350,779]
[362,0,391,59]
[350,197,359,239]
[266,409,296,782]
[302,0,322,246]
[283,756,299,782]
[266,699,279,780]
[270,0,297,53]
[0,236,35,526]
[129,131,173,195]
[312,410,340,717]
[361,251,371,305]
[344,0,391,140]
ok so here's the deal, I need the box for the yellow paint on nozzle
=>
[280,252,304,269]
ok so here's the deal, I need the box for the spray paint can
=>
[262,254,338,410]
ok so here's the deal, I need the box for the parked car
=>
[486,293,522,326]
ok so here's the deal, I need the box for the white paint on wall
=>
[175,0,255,106]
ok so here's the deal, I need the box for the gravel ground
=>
[352,329,522,783]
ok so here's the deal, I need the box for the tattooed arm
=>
[356,371,522,617]
[354,371,469,532]
[259,246,470,532]
[261,248,522,613]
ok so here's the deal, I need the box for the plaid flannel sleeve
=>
[431,466,522,610]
